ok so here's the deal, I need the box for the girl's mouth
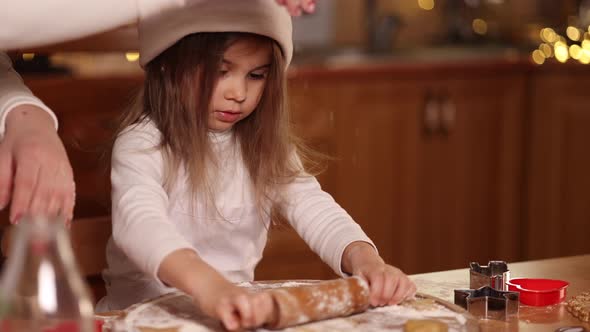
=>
[215,110,241,123]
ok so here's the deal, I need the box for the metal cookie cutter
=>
[470,261,510,290]
[454,286,519,320]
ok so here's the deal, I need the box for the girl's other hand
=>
[353,260,417,307]
[275,0,316,16]
[342,241,417,307]
[197,283,275,331]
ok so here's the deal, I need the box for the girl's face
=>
[208,38,272,132]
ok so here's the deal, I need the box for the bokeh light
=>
[531,50,545,65]
[472,19,488,35]
[417,0,435,10]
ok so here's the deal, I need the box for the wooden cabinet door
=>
[329,77,423,269]
[433,74,526,270]
[394,73,526,274]
[526,68,590,259]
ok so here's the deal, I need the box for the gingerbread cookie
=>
[566,291,590,322]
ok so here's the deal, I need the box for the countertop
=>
[410,254,590,331]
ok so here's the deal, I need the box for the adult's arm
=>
[0,52,73,221]
[0,52,57,137]
[0,0,186,50]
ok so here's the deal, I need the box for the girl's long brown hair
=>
[116,32,322,221]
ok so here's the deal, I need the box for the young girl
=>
[96,1,416,330]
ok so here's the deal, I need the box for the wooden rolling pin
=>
[264,277,370,329]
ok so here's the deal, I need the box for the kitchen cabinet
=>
[257,63,528,276]
[393,73,527,273]
[525,66,590,260]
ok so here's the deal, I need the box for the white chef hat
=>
[138,0,293,67]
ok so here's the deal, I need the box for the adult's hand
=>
[275,0,316,16]
[0,104,74,224]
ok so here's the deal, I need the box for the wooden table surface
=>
[410,254,590,331]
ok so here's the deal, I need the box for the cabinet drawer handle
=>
[440,96,456,135]
[423,93,440,135]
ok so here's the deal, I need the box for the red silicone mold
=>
[506,278,569,306]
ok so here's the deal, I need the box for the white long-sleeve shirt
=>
[0,52,57,139]
[96,120,375,311]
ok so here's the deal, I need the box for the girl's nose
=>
[225,77,247,103]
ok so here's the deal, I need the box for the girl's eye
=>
[219,69,229,76]
[249,71,267,80]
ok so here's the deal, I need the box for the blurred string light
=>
[539,43,553,57]
[125,52,140,62]
[22,53,35,61]
[417,0,435,10]
[472,18,488,35]
[566,26,581,41]
[554,41,569,63]
[531,49,545,64]
[570,44,582,60]
[540,28,558,43]
[533,25,590,65]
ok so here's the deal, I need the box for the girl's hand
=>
[275,0,316,16]
[353,260,417,306]
[0,105,74,225]
[196,283,275,331]
[160,250,276,331]
[342,241,417,307]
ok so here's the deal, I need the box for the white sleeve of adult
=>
[282,161,378,277]
[0,0,188,50]
[0,52,57,139]
[111,123,196,286]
